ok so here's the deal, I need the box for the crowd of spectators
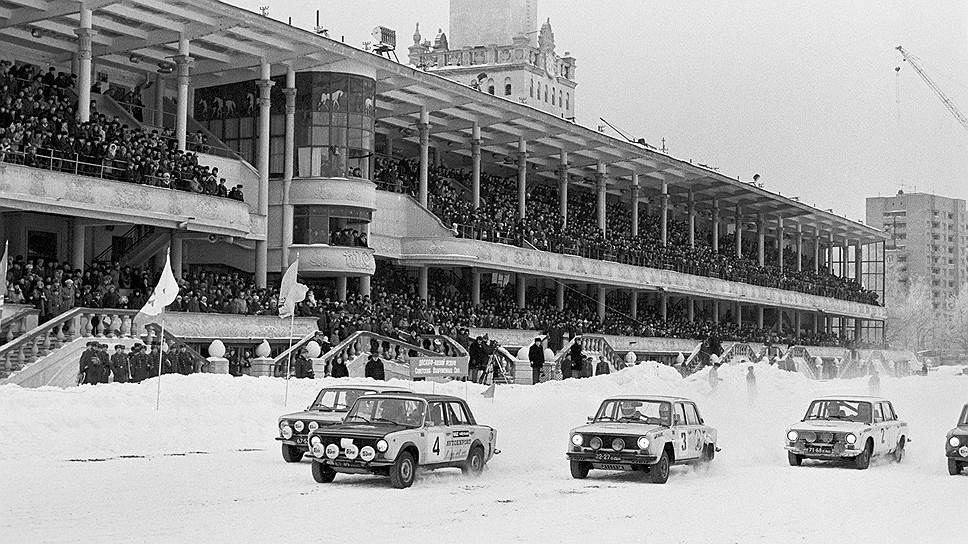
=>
[0,60,243,201]
[372,159,879,306]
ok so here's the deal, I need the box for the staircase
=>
[2,304,40,344]
[117,229,169,267]
[91,225,163,266]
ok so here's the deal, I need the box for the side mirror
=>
[586,416,594,423]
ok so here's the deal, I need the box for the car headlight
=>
[637,437,650,450]
[325,444,339,459]
[310,436,322,447]
[279,420,288,430]
[376,439,389,452]
[950,436,961,447]
[281,426,293,439]
[308,421,319,432]
[611,438,625,451]
[294,421,305,432]
[571,434,583,446]
[845,433,857,445]
[344,444,359,460]
[589,437,603,450]
[311,444,325,458]
[787,430,798,442]
[360,446,376,462]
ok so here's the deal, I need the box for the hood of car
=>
[571,422,664,435]
[790,420,869,433]
[278,410,346,424]
[310,422,411,439]
[947,426,968,437]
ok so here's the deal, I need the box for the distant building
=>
[408,0,576,119]
[866,191,967,308]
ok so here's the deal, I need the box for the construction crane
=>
[895,45,968,132]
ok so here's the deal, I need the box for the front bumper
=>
[785,443,860,458]
[945,445,968,459]
[276,436,310,449]
[567,450,658,465]
[319,457,394,472]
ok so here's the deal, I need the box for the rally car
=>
[785,396,908,470]
[566,395,718,484]
[946,403,968,475]
[306,393,498,488]
[276,385,406,462]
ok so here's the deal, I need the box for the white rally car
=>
[567,395,718,484]
[306,393,498,488]
[785,396,908,470]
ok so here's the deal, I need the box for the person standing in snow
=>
[330,355,349,378]
[868,370,881,396]
[528,337,544,385]
[77,341,98,385]
[364,350,385,380]
[746,366,757,400]
[708,356,722,391]
[129,343,149,382]
[110,344,130,383]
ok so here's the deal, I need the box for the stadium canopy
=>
[0,0,884,243]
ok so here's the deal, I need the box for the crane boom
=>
[896,45,968,132]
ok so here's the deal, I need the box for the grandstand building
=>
[1,0,889,384]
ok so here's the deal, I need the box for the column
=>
[173,38,193,151]
[777,215,784,271]
[660,179,669,247]
[356,275,370,297]
[854,240,863,283]
[813,227,821,274]
[418,108,430,207]
[386,132,394,159]
[471,123,481,209]
[688,191,696,248]
[687,297,695,323]
[281,67,296,270]
[417,267,428,301]
[75,7,95,123]
[154,72,165,126]
[516,274,526,308]
[796,223,803,272]
[559,151,569,226]
[631,173,640,236]
[555,282,565,311]
[471,268,481,306]
[596,161,607,234]
[660,294,668,320]
[757,306,764,329]
[842,240,850,279]
[757,213,766,267]
[170,232,183,280]
[794,311,802,337]
[828,233,835,275]
[713,300,720,324]
[630,290,638,319]
[336,277,347,301]
[735,302,742,327]
[735,204,743,258]
[517,137,528,219]
[712,199,720,252]
[254,62,273,289]
[71,220,85,271]
[597,285,606,322]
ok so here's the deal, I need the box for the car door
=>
[871,402,888,454]
[445,401,474,462]
[672,403,692,460]
[681,403,703,460]
[424,401,449,464]
[880,402,899,450]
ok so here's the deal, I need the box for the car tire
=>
[787,451,802,467]
[462,446,486,476]
[281,443,303,463]
[650,451,670,484]
[893,437,905,463]
[701,444,715,464]
[949,458,962,476]
[569,460,590,479]
[390,451,416,489]
[311,461,336,483]
[854,441,872,470]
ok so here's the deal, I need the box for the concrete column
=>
[75,8,95,123]
[828,233,835,275]
[516,274,526,309]
[555,282,565,311]
[336,277,347,301]
[253,62,274,289]
[386,132,394,159]
[757,214,766,267]
[660,180,669,247]
[596,162,607,234]
[794,311,802,337]
[173,38,192,152]
[712,200,720,252]
[713,300,720,324]
[153,73,165,126]
[559,151,569,226]
[417,267,428,301]
[660,294,668,320]
[735,204,743,258]
[471,123,481,209]
[71,220,85,271]
[631,173,640,237]
[418,108,430,207]
[842,240,850,279]
[796,224,803,272]
[170,232,183,280]
[471,268,481,306]
[757,306,764,329]
[813,228,821,274]
[687,297,695,322]
[359,276,371,297]
[777,215,784,271]
[688,191,696,248]
[735,302,742,327]
[597,285,606,322]
[855,240,864,283]
[517,138,528,219]
[281,67,296,271]
[854,318,862,341]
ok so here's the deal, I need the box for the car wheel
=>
[949,458,962,476]
[281,443,303,463]
[569,460,590,479]
[311,461,336,483]
[462,446,486,476]
[650,451,670,484]
[390,451,416,489]
[893,437,905,463]
[701,444,715,463]
[854,441,872,470]
[787,451,802,467]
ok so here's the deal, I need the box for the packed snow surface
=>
[1,363,966,543]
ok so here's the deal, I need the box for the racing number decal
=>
[680,432,688,451]
[880,428,886,444]
[433,437,440,455]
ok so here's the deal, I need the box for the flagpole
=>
[284,310,295,407]
[155,323,164,411]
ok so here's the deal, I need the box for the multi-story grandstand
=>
[1,1,897,387]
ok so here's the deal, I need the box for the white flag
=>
[0,240,7,312]
[279,258,308,319]
[139,247,178,317]
[481,384,496,399]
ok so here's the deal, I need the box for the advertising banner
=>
[411,357,469,379]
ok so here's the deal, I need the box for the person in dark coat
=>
[175,345,193,375]
[468,337,483,383]
[528,337,544,385]
[565,338,583,379]
[95,343,112,383]
[129,343,149,382]
[110,344,130,383]
[294,348,315,379]
[330,356,349,378]
[595,356,611,376]
[364,351,385,380]
[77,341,98,385]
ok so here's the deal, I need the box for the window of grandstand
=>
[504,77,512,96]
[292,205,371,246]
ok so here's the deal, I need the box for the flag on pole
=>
[138,246,179,319]
[0,240,8,313]
[278,258,308,319]
[481,384,496,399]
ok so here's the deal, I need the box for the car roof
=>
[812,395,892,403]
[320,384,408,392]
[603,395,692,402]
[363,392,465,403]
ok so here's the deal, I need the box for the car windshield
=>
[803,400,871,424]
[345,398,425,427]
[309,389,369,412]
[595,400,671,426]
[960,405,968,426]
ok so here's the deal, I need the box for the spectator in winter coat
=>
[77,341,99,385]
[129,343,149,382]
[595,357,611,376]
[364,351,385,380]
[528,337,544,385]
[110,344,130,383]
[329,356,349,378]
[294,349,315,379]
[566,338,583,379]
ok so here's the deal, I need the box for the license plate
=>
[805,446,832,455]
[295,436,307,445]
[595,453,622,462]
[330,460,359,468]
[594,463,632,471]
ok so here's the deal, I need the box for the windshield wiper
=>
[371,418,400,425]
[347,415,371,424]
[312,406,334,412]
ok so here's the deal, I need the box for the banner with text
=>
[411,357,469,379]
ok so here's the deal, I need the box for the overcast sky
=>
[229,1,967,223]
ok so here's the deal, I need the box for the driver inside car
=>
[620,402,643,421]
[658,403,671,426]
